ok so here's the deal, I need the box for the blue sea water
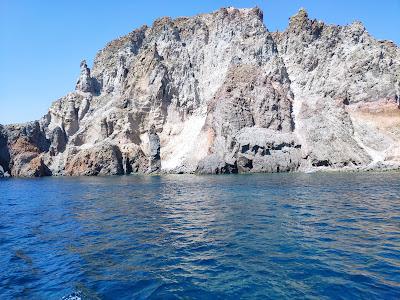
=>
[0,173,400,299]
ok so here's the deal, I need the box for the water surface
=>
[1,173,400,299]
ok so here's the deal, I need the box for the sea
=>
[1,172,399,299]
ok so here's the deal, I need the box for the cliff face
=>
[274,9,400,170]
[1,7,399,177]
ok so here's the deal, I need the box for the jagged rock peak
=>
[348,20,367,37]
[222,6,263,21]
[290,8,309,22]
[75,59,97,93]
[151,6,264,28]
[80,59,90,73]
[193,6,263,19]
[288,8,312,31]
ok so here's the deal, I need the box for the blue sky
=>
[1,0,399,124]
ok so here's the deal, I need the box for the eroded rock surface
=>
[147,125,161,173]
[9,137,51,177]
[1,7,399,177]
[273,8,400,170]
[64,143,123,176]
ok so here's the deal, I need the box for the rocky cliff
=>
[1,7,399,177]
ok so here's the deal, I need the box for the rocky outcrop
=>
[0,125,10,174]
[147,125,161,173]
[199,64,298,173]
[233,128,302,173]
[49,126,67,156]
[121,143,147,174]
[2,7,400,177]
[273,8,400,169]
[75,60,98,94]
[8,137,51,177]
[64,144,123,176]
[0,122,51,177]
[196,154,238,174]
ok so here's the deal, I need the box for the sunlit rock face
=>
[272,9,400,170]
[1,7,399,177]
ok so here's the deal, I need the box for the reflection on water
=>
[1,173,400,299]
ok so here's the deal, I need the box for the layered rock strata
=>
[1,7,399,177]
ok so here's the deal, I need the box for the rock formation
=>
[75,60,98,94]
[147,124,161,173]
[1,7,399,177]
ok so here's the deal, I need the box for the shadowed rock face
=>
[1,7,400,177]
[147,125,161,173]
[0,125,10,175]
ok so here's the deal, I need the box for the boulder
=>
[196,154,237,174]
[9,137,51,177]
[64,144,123,176]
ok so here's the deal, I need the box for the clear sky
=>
[1,0,399,124]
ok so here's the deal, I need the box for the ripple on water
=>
[0,173,400,299]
